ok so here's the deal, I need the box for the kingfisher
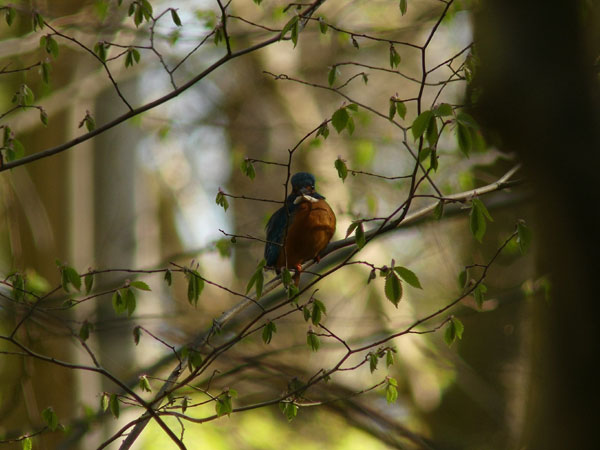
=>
[264,172,336,284]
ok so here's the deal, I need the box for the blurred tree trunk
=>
[474,1,600,449]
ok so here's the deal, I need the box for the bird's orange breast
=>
[276,199,336,269]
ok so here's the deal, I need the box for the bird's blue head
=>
[291,172,316,194]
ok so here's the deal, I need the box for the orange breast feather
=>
[276,199,336,270]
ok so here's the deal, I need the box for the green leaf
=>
[246,259,266,298]
[303,306,311,321]
[517,221,533,254]
[307,331,320,352]
[124,288,136,316]
[130,280,151,291]
[281,15,299,40]
[215,190,229,211]
[355,221,366,249]
[133,326,141,345]
[262,321,277,344]
[101,393,109,412]
[62,266,81,292]
[386,349,395,367]
[22,437,32,450]
[362,73,368,84]
[331,107,349,133]
[290,19,299,47]
[109,394,120,418]
[281,268,292,287]
[388,99,396,120]
[369,352,378,373]
[215,392,233,417]
[139,375,152,392]
[186,270,204,306]
[280,402,298,421]
[318,17,328,34]
[456,122,472,157]
[241,158,256,180]
[396,101,407,120]
[112,290,125,314]
[386,378,399,403]
[394,266,422,289]
[93,42,107,62]
[79,321,91,341]
[170,8,182,26]
[411,110,433,141]
[5,6,16,26]
[334,157,348,181]
[39,109,48,126]
[311,299,326,326]
[317,123,329,139]
[164,269,172,286]
[384,272,402,307]
[469,198,492,243]
[425,116,439,147]
[473,283,487,308]
[435,103,453,117]
[444,317,464,346]
[433,200,444,220]
[42,406,59,431]
[345,221,359,238]
[11,273,25,301]
[399,0,408,16]
[40,61,51,84]
[389,44,401,68]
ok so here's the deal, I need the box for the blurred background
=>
[1,0,597,449]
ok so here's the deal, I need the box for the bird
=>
[264,172,336,285]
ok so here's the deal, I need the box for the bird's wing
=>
[264,206,288,267]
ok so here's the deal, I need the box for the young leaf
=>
[411,110,433,141]
[318,17,328,34]
[164,269,172,286]
[334,157,348,181]
[262,321,277,344]
[241,159,256,180]
[384,272,402,307]
[331,107,349,133]
[133,326,142,345]
[399,0,408,16]
[473,283,487,308]
[124,288,136,316]
[280,402,298,421]
[307,331,320,351]
[130,280,151,291]
[435,103,453,117]
[215,392,233,417]
[517,220,533,254]
[42,406,59,431]
[139,375,152,392]
[388,98,396,120]
[79,321,92,341]
[426,116,439,147]
[317,123,329,139]
[93,42,107,62]
[389,44,401,68]
[109,394,120,418]
[215,190,229,211]
[386,377,399,403]
[22,437,32,450]
[433,200,444,220]
[469,199,488,243]
[444,317,465,346]
[186,269,204,306]
[311,299,326,326]
[5,6,16,26]
[369,352,378,373]
[355,221,366,249]
[396,100,407,119]
[170,8,182,26]
[386,349,395,367]
[394,266,422,289]
[246,259,266,298]
[280,15,299,40]
[456,122,472,157]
